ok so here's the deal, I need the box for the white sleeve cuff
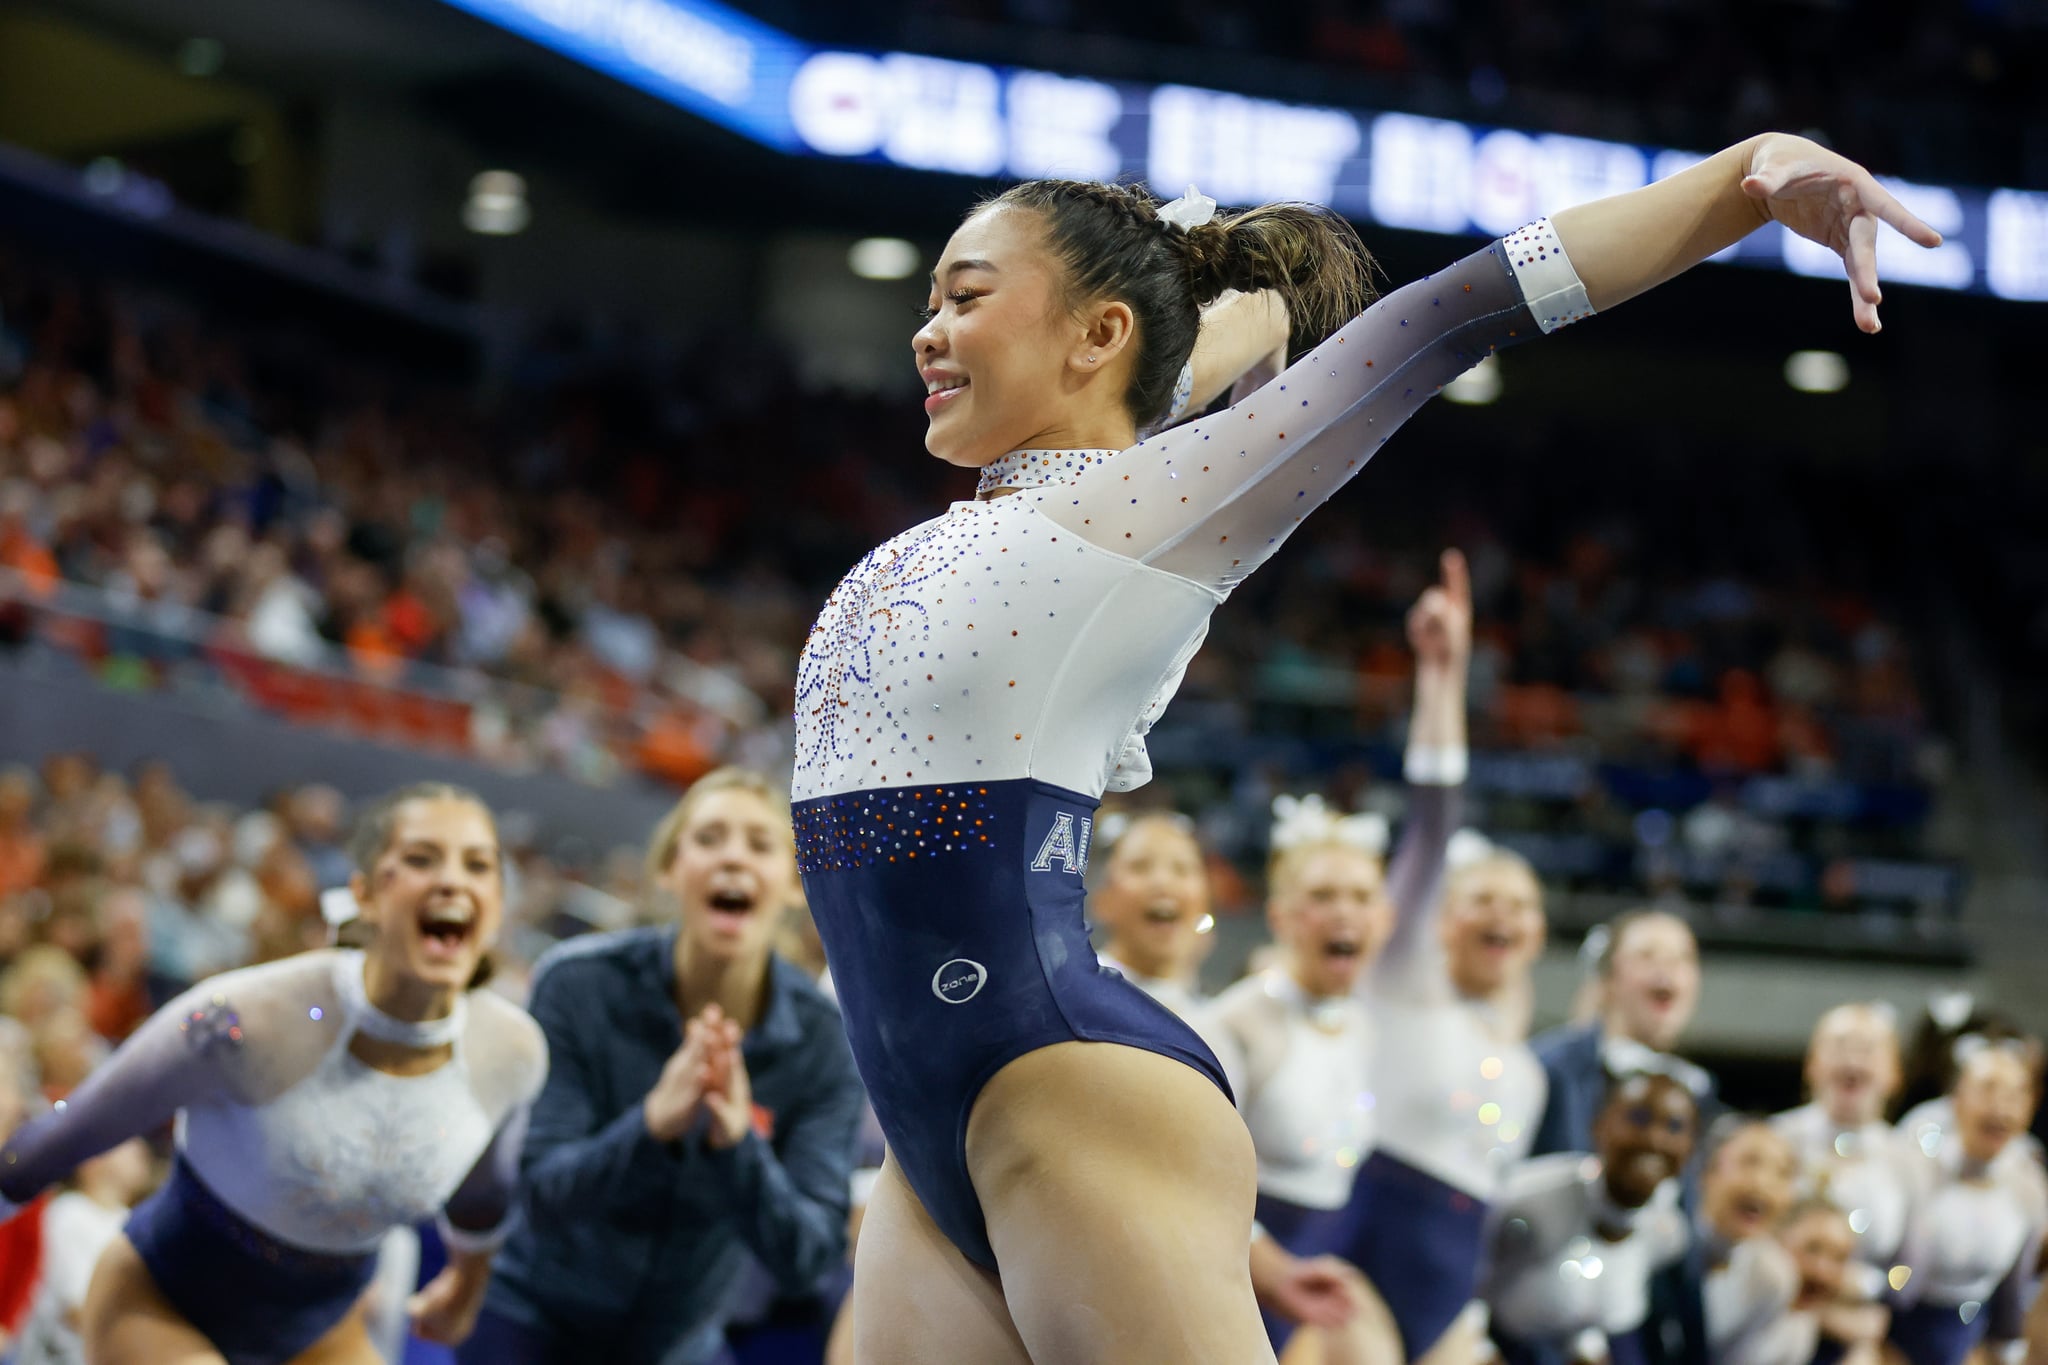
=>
[1404,745,1470,786]
[850,1166,882,1208]
[437,1210,511,1256]
[1502,219,1594,334]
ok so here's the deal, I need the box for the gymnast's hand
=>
[699,1009,755,1150]
[407,1250,493,1345]
[1741,133,1943,334]
[643,1012,721,1143]
[1266,1253,1361,1331]
[1407,547,1473,685]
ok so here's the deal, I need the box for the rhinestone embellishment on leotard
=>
[795,785,999,873]
[975,449,1115,496]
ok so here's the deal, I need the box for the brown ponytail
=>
[1177,204,1377,361]
[985,180,1376,429]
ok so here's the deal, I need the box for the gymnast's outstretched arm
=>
[1043,134,1938,594]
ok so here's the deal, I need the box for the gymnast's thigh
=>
[81,1233,228,1365]
[968,1039,1275,1365]
[849,1155,1032,1365]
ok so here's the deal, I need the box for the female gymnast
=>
[1209,549,1469,1363]
[792,134,1939,1363]
[1887,1042,2045,1365]
[466,766,863,1365]
[1532,910,1712,1158]
[1698,1119,1802,1365]
[1735,1200,1891,1365]
[0,781,548,1364]
[1090,811,1218,1022]
[1771,1004,1916,1295]
[1482,1071,1697,1365]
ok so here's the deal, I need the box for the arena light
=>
[1784,350,1849,394]
[463,171,530,236]
[1443,355,1501,405]
[847,237,919,280]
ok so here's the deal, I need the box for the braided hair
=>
[984,180,1376,429]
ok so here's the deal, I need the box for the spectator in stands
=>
[11,1138,155,1365]
[469,767,862,1365]
[0,767,46,898]
[1531,910,1712,1159]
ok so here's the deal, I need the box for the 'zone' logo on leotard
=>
[1030,812,1092,874]
[932,959,987,1004]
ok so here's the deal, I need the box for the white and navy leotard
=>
[1482,1155,1689,1362]
[1886,1138,2046,1365]
[792,222,1590,1271]
[1319,757,1544,1358]
[1209,756,1461,1219]
[0,951,546,1362]
[1771,1103,1918,1294]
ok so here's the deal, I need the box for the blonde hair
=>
[1446,847,1541,902]
[1808,1003,1902,1064]
[1266,840,1384,906]
[645,767,794,884]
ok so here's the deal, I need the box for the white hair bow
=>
[319,886,361,927]
[1446,828,1495,870]
[1270,794,1388,857]
[1157,184,1218,233]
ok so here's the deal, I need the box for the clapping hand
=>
[696,1005,754,1150]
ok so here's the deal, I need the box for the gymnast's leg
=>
[969,1040,1275,1365]
[849,1155,1033,1365]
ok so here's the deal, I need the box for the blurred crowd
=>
[0,236,1959,917]
[774,0,2048,188]
[0,746,2035,1365]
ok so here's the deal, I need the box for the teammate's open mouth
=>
[1480,928,1518,951]
[418,903,476,960]
[1142,901,1184,925]
[1323,937,1363,960]
[707,887,758,930]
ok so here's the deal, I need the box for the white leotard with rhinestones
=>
[1894,1139,2045,1314]
[1482,1155,1688,1345]
[1771,1103,1918,1279]
[791,223,1586,812]
[0,951,547,1254]
[1209,770,1461,1209]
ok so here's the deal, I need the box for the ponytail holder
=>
[1157,184,1217,233]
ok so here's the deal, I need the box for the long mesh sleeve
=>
[439,1104,532,1253]
[1045,242,1536,592]
[1364,779,1465,1005]
[0,978,249,1206]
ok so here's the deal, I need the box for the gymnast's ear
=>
[1069,299,1136,375]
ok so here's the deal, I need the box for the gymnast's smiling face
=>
[914,204,1139,471]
